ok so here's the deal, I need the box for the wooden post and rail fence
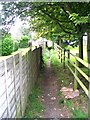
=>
[54,43,90,117]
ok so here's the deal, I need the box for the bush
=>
[50,50,60,67]
[0,40,2,56]
[43,48,50,64]
[19,35,29,48]
[13,41,19,52]
[2,36,13,56]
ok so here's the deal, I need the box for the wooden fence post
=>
[59,50,60,59]
[88,85,90,117]
[40,47,43,68]
[88,64,90,117]
[74,53,78,90]
[36,48,39,77]
[63,49,65,69]
[61,49,62,63]
[68,50,70,65]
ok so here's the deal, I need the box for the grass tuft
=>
[64,99,88,118]
[24,86,44,118]
[50,49,60,68]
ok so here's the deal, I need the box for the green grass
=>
[64,99,73,109]
[72,109,88,118]
[0,41,2,56]
[81,67,89,76]
[64,99,88,118]
[50,50,60,67]
[64,45,89,79]
[57,91,62,96]
[43,48,50,64]
[43,48,61,68]
[24,85,44,118]
[49,49,88,118]
[65,45,87,62]
[66,45,79,54]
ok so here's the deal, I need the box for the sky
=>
[0,3,2,26]
[10,17,23,40]
[0,3,2,11]
[10,17,36,40]
[0,4,35,41]
[0,3,23,40]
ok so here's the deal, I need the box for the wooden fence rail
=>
[0,47,42,118]
[54,43,90,117]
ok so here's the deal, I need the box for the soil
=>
[41,59,71,118]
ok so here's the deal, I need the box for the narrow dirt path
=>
[41,59,70,118]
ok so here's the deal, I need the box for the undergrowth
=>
[23,48,88,118]
[43,48,50,64]
[50,50,60,67]
[24,79,44,118]
[64,99,88,118]
[50,49,88,118]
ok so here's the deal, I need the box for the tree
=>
[1,2,90,62]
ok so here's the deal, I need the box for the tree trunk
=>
[78,35,83,67]
[87,29,90,64]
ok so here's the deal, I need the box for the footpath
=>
[41,59,70,118]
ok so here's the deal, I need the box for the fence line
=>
[0,47,42,118]
[54,43,90,117]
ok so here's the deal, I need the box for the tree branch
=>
[41,9,73,34]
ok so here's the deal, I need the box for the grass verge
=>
[24,77,44,118]
[43,48,50,65]
[64,99,88,118]
[50,49,88,118]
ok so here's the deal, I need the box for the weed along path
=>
[41,59,70,118]
[24,50,88,118]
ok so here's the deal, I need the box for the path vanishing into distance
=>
[41,59,70,118]
[24,52,88,118]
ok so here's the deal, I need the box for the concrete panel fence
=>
[0,47,42,119]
